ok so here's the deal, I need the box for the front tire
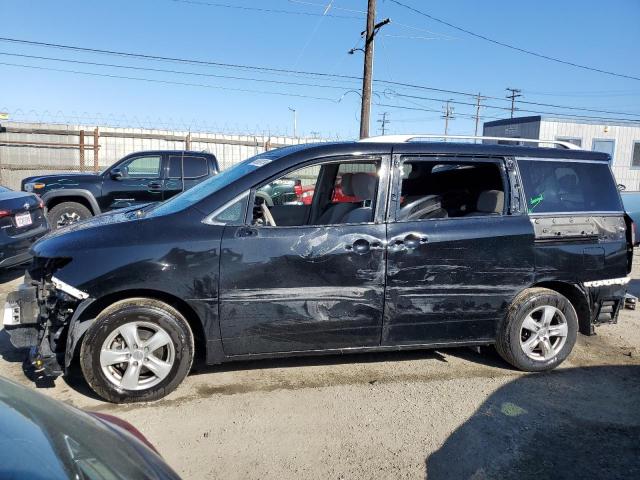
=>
[496,288,578,372]
[80,298,194,403]
[48,201,92,229]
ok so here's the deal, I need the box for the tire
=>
[495,287,578,372]
[80,298,194,403]
[48,201,92,229]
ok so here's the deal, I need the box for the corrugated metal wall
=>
[539,120,640,189]
[0,122,323,189]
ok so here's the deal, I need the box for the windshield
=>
[146,144,312,217]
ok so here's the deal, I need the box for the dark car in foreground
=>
[0,376,180,479]
[3,136,633,403]
[21,150,219,228]
[0,185,48,269]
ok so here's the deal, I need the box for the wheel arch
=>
[66,288,207,368]
[530,281,592,335]
[42,189,101,215]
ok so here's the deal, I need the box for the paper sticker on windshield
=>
[250,158,272,167]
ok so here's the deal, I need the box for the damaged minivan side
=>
[3,139,633,403]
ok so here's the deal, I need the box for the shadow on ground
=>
[426,365,640,480]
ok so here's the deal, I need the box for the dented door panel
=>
[384,215,535,344]
[219,224,386,355]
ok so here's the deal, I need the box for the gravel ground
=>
[0,266,638,479]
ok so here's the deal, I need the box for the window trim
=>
[167,155,210,180]
[388,155,509,224]
[246,155,389,228]
[202,191,250,226]
[591,138,616,165]
[631,141,640,170]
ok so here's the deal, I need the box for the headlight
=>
[24,182,45,192]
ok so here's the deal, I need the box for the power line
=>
[0,51,358,92]
[386,91,640,123]
[0,61,339,102]
[168,0,362,19]
[2,36,639,117]
[388,0,640,82]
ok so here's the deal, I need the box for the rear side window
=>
[169,156,209,179]
[518,159,622,214]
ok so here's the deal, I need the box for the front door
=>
[218,156,388,355]
[383,154,535,345]
[102,154,164,210]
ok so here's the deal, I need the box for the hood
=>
[22,173,101,190]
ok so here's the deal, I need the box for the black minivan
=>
[4,137,632,402]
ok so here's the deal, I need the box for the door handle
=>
[345,238,371,254]
[391,233,428,250]
[148,181,162,191]
[237,227,258,238]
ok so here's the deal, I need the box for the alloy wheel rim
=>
[519,305,568,361]
[100,321,175,391]
[57,211,82,227]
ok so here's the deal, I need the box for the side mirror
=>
[111,168,123,180]
[618,184,627,191]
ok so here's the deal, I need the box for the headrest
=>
[558,174,577,190]
[477,190,504,213]
[340,173,354,196]
[351,172,376,200]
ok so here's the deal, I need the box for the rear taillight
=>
[0,210,10,218]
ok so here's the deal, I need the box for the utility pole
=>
[505,88,522,118]
[288,107,297,138]
[377,112,390,135]
[474,92,486,138]
[358,0,390,139]
[442,100,455,136]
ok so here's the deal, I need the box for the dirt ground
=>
[1,265,639,479]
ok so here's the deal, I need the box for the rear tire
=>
[80,298,194,403]
[496,288,578,372]
[48,201,92,229]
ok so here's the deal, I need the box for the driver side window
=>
[253,160,380,227]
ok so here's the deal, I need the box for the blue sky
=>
[1,0,639,138]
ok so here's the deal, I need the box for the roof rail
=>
[358,134,582,150]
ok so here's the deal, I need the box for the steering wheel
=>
[261,202,277,226]
[398,195,441,221]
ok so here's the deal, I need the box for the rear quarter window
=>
[518,159,622,214]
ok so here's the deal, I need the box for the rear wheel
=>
[80,298,194,403]
[48,201,92,229]
[496,288,578,371]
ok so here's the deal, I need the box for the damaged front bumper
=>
[3,274,89,377]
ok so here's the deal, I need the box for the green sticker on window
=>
[528,193,544,213]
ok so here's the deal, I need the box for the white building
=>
[483,116,640,189]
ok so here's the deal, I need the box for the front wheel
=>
[47,201,92,229]
[496,288,578,372]
[80,298,194,403]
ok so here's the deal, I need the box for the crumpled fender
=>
[64,297,97,369]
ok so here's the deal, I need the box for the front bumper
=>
[3,275,85,377]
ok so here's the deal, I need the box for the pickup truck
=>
[21,150,219,228]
